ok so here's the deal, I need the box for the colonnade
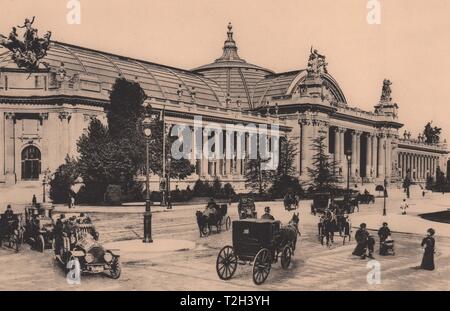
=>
[398,152,440,181]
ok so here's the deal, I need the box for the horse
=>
[278,213,301,253]
[336,214,352,245]
[284,193,299,211]
[195,207,222,237]
[318,211,338,248]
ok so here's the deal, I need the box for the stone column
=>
[300,121,314,181]
[339,128,347,180]
[4,113,16,183]
[385,135,392,181]
[202,128,209,178]
[377,134,385,180]
[355,132,361,177]
[366,134,372,179]
[351,131,357,177]
[334,128,340,164]
[372,133,378,178]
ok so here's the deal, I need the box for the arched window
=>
[21,146,41,180]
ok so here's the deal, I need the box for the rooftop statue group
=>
[0,17,52,70]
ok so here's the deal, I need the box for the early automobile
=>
[216,214,299,285]
[24,203,55,252]
[0,213,24,252]
[237,196,257,219]
[53,214,121,279]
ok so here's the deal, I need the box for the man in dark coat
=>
[4,205,14,221]
[378,222,391,255]
[420,228,436,271]
[261,207,275,220]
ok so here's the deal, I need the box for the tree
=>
[435,167,446,192]
[307,134,340,193]
[148,121,194,179]
[403,171,412,198]
[270,137,302,198]
[244,154,274,195]
[423,121,442,144]
[49,156,79,203]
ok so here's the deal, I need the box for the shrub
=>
[104,184,122,205]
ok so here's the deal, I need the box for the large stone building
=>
[0,23,448,194]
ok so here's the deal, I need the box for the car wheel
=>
[109,259,122,279]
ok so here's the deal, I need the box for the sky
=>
[1,0,449,142]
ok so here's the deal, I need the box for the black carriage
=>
[24,203,55,252]
[332,197,358,214]
[284,192,299,211]
[237,197,257,219]
[53,214,120,279]
[310,193,330,215]
[0,213,24,252]
[216,219,295,285]
[357,192,375,204]
[196,202,232,237]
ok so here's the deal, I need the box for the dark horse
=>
[284,193,299,211]
[196,208,223,237]
[278,213,301,253]
[318,211,351,247]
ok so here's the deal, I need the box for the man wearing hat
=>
[4,205,14,221]
[261,206,275,220]
[378,222,391,255]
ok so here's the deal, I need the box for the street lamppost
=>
[167,157,172,210]
[141,104,159,243]
[42,168,51,203]
[345,148,352,212]
[383,141,387,216]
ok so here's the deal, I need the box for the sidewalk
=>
[351,191,450,237]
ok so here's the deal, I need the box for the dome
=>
[193,23,274,110]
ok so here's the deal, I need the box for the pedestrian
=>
[32,194,37,206]
[377,222,391,255]
[68,195,72,209]
[420,228,436,271]
[400,199,408,215]
[71,195,76,209]
[353,223,374,259]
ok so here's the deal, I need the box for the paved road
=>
[1,194,449,291]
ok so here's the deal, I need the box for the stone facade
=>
[0,24,447,191]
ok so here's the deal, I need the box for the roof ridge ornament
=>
[306,46,328,77]
[0,17,52,70]
[215,22,245,63]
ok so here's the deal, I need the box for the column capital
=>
[4,112,15,120]
[58,111,72,121]
[39,113,49,120]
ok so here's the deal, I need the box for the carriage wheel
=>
[280,246,292,270]
[252,248,271,285]
[216,246,237,280]
[225,217,231,231]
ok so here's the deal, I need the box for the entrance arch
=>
[21,146,41,180]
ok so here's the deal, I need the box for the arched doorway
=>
[21,146,41,180]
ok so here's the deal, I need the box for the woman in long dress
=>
[420,228,435,271]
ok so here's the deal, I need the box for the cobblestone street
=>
[1,189,449,291]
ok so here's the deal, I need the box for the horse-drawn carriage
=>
[53,213,120,279]
[196,201,232,237]
[317,211,351,247]
[0,213,24,252]
[310,193,330,215]
[357,192,375,204]
[237,196,257,219]
[283,192,299,211]
[24,203,55,252]
[216,214,299,285]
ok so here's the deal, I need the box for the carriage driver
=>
[261,207,275,220]
[204,198,218,218]
[4,205,14,221]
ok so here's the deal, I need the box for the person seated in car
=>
[261,206,275,220]
[364,189,370,196]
